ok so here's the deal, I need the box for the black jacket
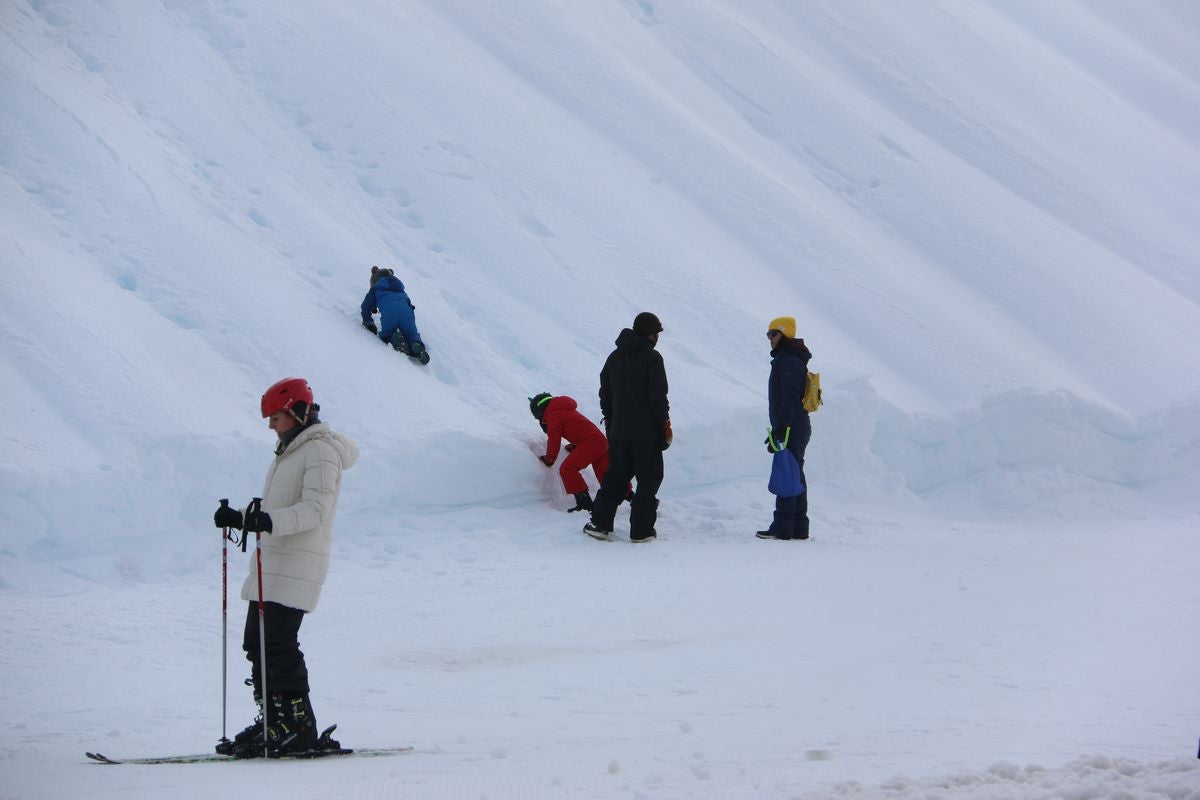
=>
[599,328,669,442]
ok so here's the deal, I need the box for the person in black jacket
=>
[758,316,812,540]
[583,312,672,543]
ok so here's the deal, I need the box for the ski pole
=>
[218,499,231,749]
[249,497,269,758]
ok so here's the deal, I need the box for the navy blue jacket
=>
[768,338,812,430]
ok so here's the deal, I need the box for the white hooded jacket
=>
[240,422,359,612]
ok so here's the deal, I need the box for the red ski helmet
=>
[261,377,313,418]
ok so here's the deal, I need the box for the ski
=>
[88,752,233,765]
[86,725,412,764]
[86,745,412,765]
[84,748,412,767]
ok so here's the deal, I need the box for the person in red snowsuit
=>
[530,393,609,513]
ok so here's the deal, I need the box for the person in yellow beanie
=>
[758,316,812,540]
[767,316,796,339]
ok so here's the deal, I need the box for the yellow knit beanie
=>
[767,316,796,339]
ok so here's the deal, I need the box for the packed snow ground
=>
[4,512,1198,799]
[2,1,1199,798]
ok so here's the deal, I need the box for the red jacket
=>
[542,396,605,462]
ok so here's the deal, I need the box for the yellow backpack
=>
[802,371,823,413]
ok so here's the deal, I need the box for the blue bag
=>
[768,449,805,497]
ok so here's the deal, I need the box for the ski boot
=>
[233,691,318,758]
[217,681,269,755]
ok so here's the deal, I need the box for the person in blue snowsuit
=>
[360,266,429,364]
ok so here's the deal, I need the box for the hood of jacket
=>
[771,337,812,363]
[374,274,407,294]
[614,327,653,354]
[279,422,359,469]
[545,396,578,415]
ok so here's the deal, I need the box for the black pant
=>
[242,601,310,694]
[591,439,664,538]
[769,416,811,538]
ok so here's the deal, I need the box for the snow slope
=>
[1,1,1198,798]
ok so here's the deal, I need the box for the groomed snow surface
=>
[2,1,1199,798]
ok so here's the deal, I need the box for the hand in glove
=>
[243,508,273,534]
[538,455,555,467]
[765,426,791,453]
[214,500,243,530]
[662,419,673,451]
[362,320,378,335]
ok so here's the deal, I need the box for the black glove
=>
[565,443,576,453]
[766,426,791,453]
[538,455,554,467]
[362,320,378,334]
[243,508,273,534]
[214,500,243,529]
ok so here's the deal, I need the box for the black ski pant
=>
[242,601,310,694]
[591,439,664,538]
[768,415,811,539]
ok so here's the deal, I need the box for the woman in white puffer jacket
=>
[214,377,358,757]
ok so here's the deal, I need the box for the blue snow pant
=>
[768,415,811,539]
[376,292,424,348]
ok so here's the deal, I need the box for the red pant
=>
[558,436,608,494]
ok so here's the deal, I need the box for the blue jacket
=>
[361,275,413,323]
[768,338,812,430]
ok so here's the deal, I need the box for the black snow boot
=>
[389,330,410,354]
[408,340,431,365]
[583,520,611,541]
[567,491,593,513]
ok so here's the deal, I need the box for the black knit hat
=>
[632,312,663,338]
